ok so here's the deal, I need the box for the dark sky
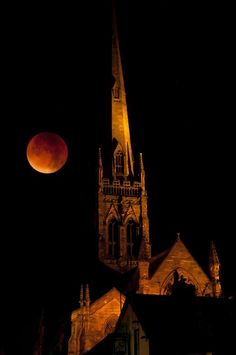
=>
[1,0,235,353]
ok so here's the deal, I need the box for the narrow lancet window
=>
[108,218,119,258]
[112,86,120,100]
[115,151,124,175]
[127,219,139,258]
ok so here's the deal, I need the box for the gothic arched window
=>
[108,218,119,258]
[115,151,124,175]
[127,219,139,258]
[104,314,118,336]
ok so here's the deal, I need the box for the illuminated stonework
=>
[68,287,125,355]
[136,235,214,297]
[68,3,223,354]
[98,4,151,274]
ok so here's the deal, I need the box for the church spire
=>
[97,2,150,273]
[112,3,134,177]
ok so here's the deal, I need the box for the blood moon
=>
[26,132,68,174]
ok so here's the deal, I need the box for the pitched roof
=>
[149,237,212,294]
[149,247,172,277]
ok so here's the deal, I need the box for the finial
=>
[176,232,181,240]
[98,148,103,187]
[209,240,222,297]
[79,284,84,308]
[140,152,146,191]
[140,153,144,170]
[85,284,90,307]
[209,240,220,264]
[98,148,102,166]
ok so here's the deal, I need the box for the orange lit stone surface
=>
[67,5,222,355]
[68,287,125,355]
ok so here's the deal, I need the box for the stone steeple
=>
[97,2,151,273]
[111,4,134,178]
[68,4,227,354]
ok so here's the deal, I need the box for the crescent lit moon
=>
[26,132,68,174]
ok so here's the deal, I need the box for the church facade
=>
[68,4,222,355]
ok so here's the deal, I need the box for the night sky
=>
[1,1,235,354]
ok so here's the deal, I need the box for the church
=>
[67,3,226,355]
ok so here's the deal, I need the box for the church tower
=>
[98,5,151,273]
[68,4,226,354]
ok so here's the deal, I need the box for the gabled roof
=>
[150,236,203,274]
[148,237,211,294]
[91,287,125,314]
[149,247,172,277]
[72,287,125,319]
